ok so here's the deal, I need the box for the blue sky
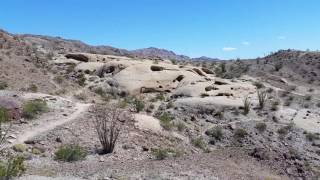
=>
[1,0,320,59]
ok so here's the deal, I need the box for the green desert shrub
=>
[53,76,64,84]
[0,107,9,123]
[305,95,312,101]
[155,93,165,101]
[284,99,292,106]
[148,104,155,110]
[288,96,294,101]
[170,59,177,65]
[176,121,186,132]
[28,84,38,92]
[0,81,8,90]
[257,90,268,109]
[166,101,174,109]
[94,88,111,101]
[270,101,279,111]
[31,147,43,155]
[253,82,265,89]
[133,98,145,113]
[215,63,226,75]
[243,96,251,115]
[74,92,87,101]
[22,99,49,119]
[205,126,223,140]
[274,62,283,71]
[214,110,224,119]
[234,128,248,139]
[280,91,289,97]
[255,122,267,133]
[152,148,168,160]
[277,127,289,136]
[13,144,27,152]
[94,87,106,97]
[191,137,207,150]
[305,133,319,142]
[266,88,273,93]
[66,64,76,73]
[277,124,293,137]
[77,73,86,86]
[0,156,25,178]
[118,99,128,109]
[158,113,173,130]
[55,88,67,95]
[151,148,181,160]
[54,145,87,162]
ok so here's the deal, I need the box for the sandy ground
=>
[13,102,91,145]
[3,92,91,148]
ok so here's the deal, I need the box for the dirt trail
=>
[12,102,91,145]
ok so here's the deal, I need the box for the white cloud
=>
[242,41,250,46]
[222,47,237,52]
[277,36,286,40]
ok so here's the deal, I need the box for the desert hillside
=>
[0,29,319,179]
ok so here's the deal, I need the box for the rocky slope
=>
[0,29,319,179]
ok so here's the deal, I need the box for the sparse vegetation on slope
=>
[1,29,319,179]
[257,90,268,109]
[0,156,25,179]
[93,105,130,154]
[54,145,87,162]
[158,112,173,131]
[0,81,8,90]
[22,99,48,119]
[243,96,251,115]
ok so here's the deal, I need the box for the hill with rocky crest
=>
[0,29,319,179]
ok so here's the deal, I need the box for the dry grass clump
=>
[257,90,268,109]
[151,148,182,160]
[158,112,174,131]
[253,82,265,89]
[234,128,248,139]
[205,126,223,140]
[0,156,25,178]
[54,145,87,162]
[0,81,8,90]
[22,99,48,119]
[191,137,207,151]
[255,122,267,133]
[243,96,251,115]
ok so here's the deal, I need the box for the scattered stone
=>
[99,157,105,162]
[122,144,135,150]
[8,134,17,139]
[24,140,37,144]
[31,147,42,155]
[7,139,15,144]
[13,144,27,152]
[312,140,320,147]
[65,54,89,62]
[142,146,149,152]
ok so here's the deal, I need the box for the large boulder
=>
[65,53,89,62]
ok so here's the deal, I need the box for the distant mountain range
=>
[131,47,190,61]
[132,47,221,61]
[0,28,220,61]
